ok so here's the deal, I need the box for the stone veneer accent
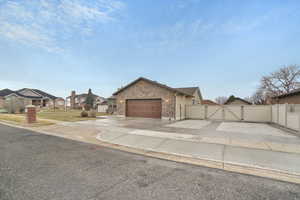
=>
[116,80,176,119]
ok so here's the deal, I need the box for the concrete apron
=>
[97,131,300,184]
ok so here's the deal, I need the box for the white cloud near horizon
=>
[0,0,125,53]
[133,9,276,51]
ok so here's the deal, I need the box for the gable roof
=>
[32,89,57,99]
[17,88,57,99]
[1,88,58,99]
[113,77,196,97]
[202,99,218,105]
[0,89,14,97]
[224,95,251,105]
[272,88,300,99]
[67,93,104,100]
[174,87,198,96]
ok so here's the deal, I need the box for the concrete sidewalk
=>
[97,130,300,184]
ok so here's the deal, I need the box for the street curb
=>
[0,120,37,130]
[1,121,300,184]
[95,139,300,185]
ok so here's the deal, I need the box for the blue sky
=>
[0,0,300,100]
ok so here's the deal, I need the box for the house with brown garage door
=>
[112,77,202,120]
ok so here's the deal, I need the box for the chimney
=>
[71,91,76,109]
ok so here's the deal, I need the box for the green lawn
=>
[37,109,109,122]
[0,114,55,127]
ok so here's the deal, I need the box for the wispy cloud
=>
[134,13,272,51]
[0,0,125,53]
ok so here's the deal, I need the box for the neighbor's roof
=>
[224,95,252,105]
[32,89,57,99]
[113,77,197,97]
[1,88,59,99]
[174,87,199,96]
[107,95,116,99]
[67,93,101,99]
[99,101,108,105]
[272,88,300,99]
[0,89,14,97]
[17,88,57,100]
[202,99,219,105]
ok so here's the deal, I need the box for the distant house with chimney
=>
[66,90,105,109]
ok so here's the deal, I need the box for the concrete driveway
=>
[1,124,300,200]
[64,116,300,154]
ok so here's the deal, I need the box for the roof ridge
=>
[113,77,194,96]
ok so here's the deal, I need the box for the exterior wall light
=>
[165,99,169,103]
[120,100,124,103]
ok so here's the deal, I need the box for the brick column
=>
[26,105,36,124]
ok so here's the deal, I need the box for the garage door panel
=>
[126,99,162,118]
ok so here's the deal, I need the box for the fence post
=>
[270,105,272,123]
[277,104,279,124]
[241,106,244,121]
[222,106,225,121]
[204,105,208,119]
[285,103,288,127]
[298,112,300,132]
[179,104,181,120]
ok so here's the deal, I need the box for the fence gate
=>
[206,105,242,121]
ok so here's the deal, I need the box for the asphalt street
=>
[0,124,300,200]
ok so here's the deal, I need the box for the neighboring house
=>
[67,90,105,109]
[224,95,252,105]
[202,99,219,105]
[47,97,66,108]
[97,101,108,113]
[0,89,14,108]
[0,88,65,109]
[271,88,300,104]
[112,77,203,120]
[107,96,117,114]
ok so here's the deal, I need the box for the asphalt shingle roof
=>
[113,77,198,97]
[0,89,14,97]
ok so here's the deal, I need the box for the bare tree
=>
[260,65,300,96]
[215,96,228,105]
[244,96,253,104]
[250,89,268,105]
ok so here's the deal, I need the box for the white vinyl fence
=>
[186,104,300,132]
[271,104,300,131]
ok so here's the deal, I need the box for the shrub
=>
[80,111,88,117]
[19,108,25,113]
[89,110,97,118]
[84,104,91,111]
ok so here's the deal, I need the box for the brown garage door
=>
[126,99,162,118]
